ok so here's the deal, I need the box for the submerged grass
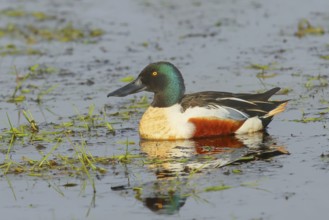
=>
[0,7,104,59]
[6,64,59,104]
[291,116,323,123]
[0,105,143,187]
[0,9,53,21]
[304,75,328,90]
[246,63,280,79]
[0,22,104,44]
[203,185,232,192]
[1,128,137,177]
[247,63,277,71]
[294,19,325,38]
[0,44,43,56]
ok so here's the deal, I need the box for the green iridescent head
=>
[107,62,185,107]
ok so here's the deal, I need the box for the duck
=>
[107,61,288,140]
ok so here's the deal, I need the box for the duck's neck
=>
[152,83,185,108]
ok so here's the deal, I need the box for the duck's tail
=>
[259,101,288,128]
[265,101,289,118]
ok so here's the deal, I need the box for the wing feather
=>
[181,87,287,118]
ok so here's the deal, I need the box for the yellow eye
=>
[152,71,158,76]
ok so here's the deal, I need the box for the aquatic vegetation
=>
[247,63,276,71]
[0,23,104,43]
[214,20,222,27]
[320,152,329,162]
[3,142,108,176]
[28,64,57,76]
[0,100,147,183]
[71,104,117,134]
[6,67,29,103]
[6,95,26,103]
[231,169,242,174]
[128,95,149,109]
[36,84,59,104]
[0,9,53,21]
[319,55,329,60]
[277,87,292,95]
[0,7,104,44]
[5,65,58,104]
[1,111,121,180]
[256,72,278,79]
[0,44,43,56]
[318,107,329,115]
[120,76,135,83]
[22,110,39,133]
[247,63,279,79]
[203,185,232,192]
[304,75,328,90]
[291,109,324,123]
[292,116,323,123]
[294,19,325,38]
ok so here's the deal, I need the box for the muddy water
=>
[1,0,329,219]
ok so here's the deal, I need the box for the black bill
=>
[107,77,146,97]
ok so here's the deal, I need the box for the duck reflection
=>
[140,132,267,178]
[135,132,276,214]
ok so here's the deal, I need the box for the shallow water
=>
[1,0,329,219]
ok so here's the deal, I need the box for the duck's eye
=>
[152,71,158,76]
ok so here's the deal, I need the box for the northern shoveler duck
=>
[107,62,288,140]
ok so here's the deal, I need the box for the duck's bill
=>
[107,77,146,97]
